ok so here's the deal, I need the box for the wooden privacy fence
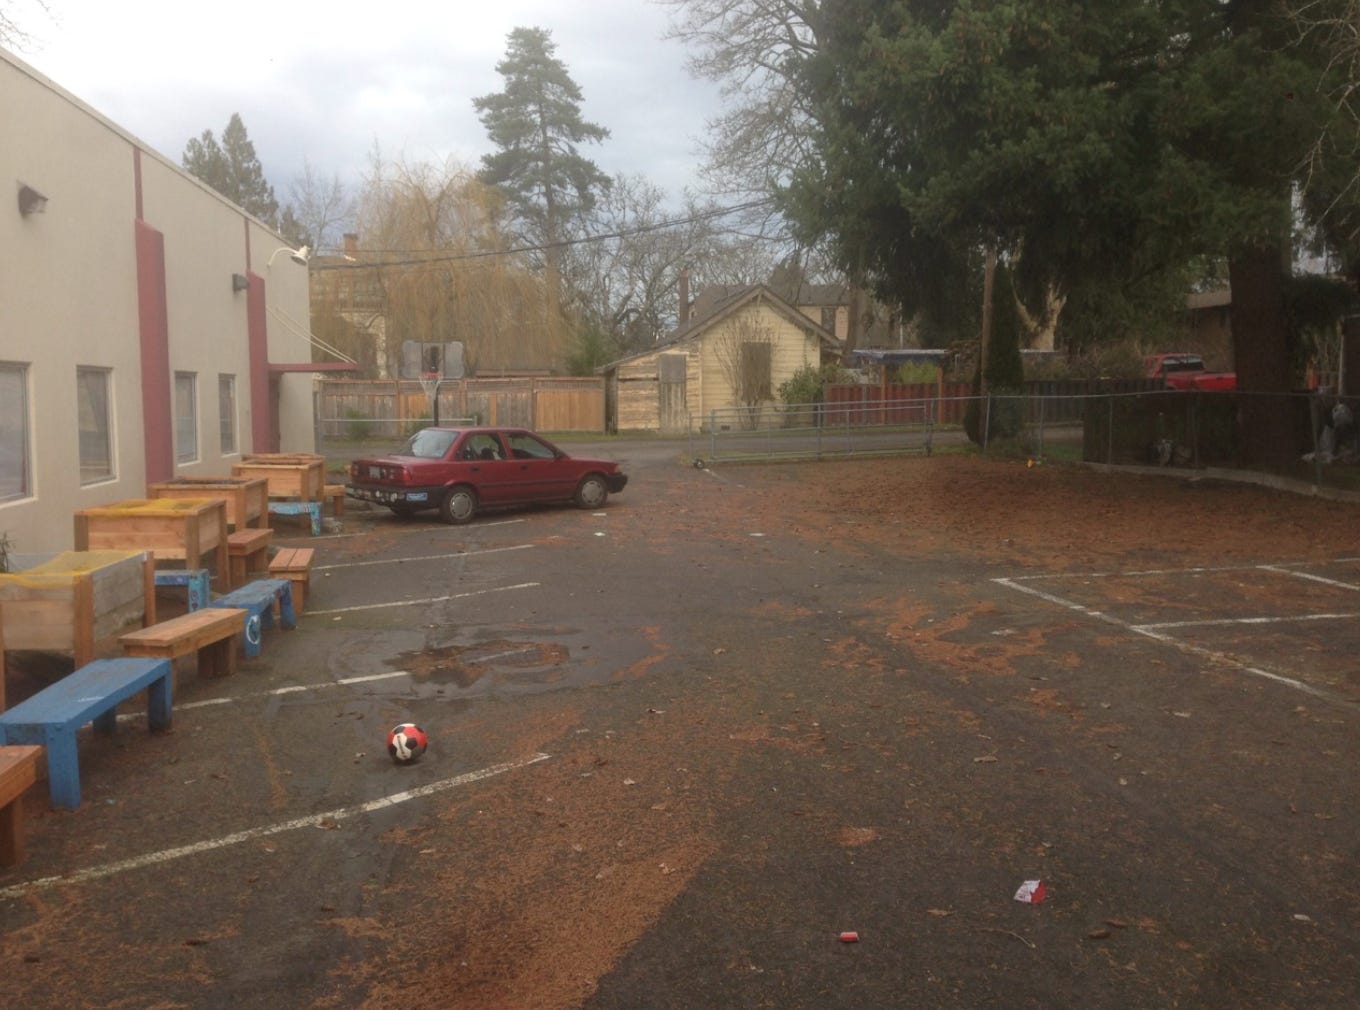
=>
[316,376,606,437]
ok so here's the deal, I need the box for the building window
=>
[219,374,237,455]
[77,367,114,484]
[0,363,31,502]
[174,371,198,464]
[740,341,773,401]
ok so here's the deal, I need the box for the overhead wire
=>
[309,196,781,271]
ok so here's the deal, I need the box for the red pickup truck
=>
[1144,353,1236,391]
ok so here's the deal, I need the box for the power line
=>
[309,197,780,271]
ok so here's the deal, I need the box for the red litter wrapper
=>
[838,931,860,943]
[1013,880,1047,904]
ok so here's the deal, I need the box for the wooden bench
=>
[323,484,346,516]
[120,607,248,678]
[208,579,296,658]
[153,568,212,611]
[227,528,274,588]
[267,500,322,536]
[0,745,42,865]
[268,548,315,614]
[0,657,173,809]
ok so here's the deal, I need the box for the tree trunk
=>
[1227,243,1295,465]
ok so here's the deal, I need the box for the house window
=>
[740,342,773,401]
[219,374,237,455]
[174,371,198,464]
[77,367,114,484]
[0,363,31,501]
[820,305,837,332]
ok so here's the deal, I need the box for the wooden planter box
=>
[147,477,269,530]
[74,498,229,582]
[233,454,326,501]
[0,550,155,708]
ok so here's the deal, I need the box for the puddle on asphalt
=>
[386,640,572,691]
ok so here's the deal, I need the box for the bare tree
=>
[662,1,882,352]
[1,0,52,50]
[561,174,783,352]
[712,314,774,427]
[662,0,822,198]
[342,154,566,377]
[287,158,355,253]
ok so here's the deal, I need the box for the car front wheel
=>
[574,474,609,509]
[440,485,477,524]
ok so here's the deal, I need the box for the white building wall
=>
[0,51,314,556]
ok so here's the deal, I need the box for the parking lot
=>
[3,447,1359,1009]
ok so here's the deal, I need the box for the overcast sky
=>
[8,0,724,236]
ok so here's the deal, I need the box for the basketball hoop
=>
[418,371,443,425]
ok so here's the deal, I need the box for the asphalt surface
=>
[2,441,1358,1009]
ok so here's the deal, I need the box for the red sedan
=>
[346,426,627,524]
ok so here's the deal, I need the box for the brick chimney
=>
[343,232,359,258]
[679,269,690,324]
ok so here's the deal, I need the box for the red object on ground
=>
[838,931,860,943]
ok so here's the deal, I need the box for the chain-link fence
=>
[689,389,1360,493]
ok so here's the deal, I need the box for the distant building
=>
[601,284,841,433]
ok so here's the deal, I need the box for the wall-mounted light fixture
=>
[266,244,311,267]
[232,272,250,293]
[17,183,48,216]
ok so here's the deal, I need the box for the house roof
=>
[600,284,842,372]
[689,281,848,321]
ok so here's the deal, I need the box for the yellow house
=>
[602,285,842,434]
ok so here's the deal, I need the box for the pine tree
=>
[473,27,610,262]
[182,113,279,226]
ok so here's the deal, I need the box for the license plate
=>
[406,492,428,502]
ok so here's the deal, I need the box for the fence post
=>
[1310,394,1323,489]
[1106,395,1114,465]
[1037,394,1045,460]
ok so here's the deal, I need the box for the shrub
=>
[342,407,373,442]
[778,364,825,406]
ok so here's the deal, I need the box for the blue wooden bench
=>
[0,657,173,810]
[153,568,212,611]
[267,500,322,536]
[208,578,296,658]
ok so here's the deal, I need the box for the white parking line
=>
[1137,612,1360,631]
[993,576,1352,707]
[1259,564,1360,591]
[0,753,551,902]
[307,581,539,616]
[314,543,534,572]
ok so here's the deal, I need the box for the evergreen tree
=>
[783,0,1350,463]
[473,27,611,263]
[182,113,279,226]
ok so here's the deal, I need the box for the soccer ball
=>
[386,723,428,763]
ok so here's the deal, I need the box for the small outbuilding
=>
[601,285,842,434]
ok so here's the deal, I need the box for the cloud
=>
[16,0,721,213]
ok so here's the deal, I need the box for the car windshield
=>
[401,428,459,459]
[1163,357,1204,373]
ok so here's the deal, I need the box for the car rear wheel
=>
[440,485,477,524]
[574,474,609,509]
